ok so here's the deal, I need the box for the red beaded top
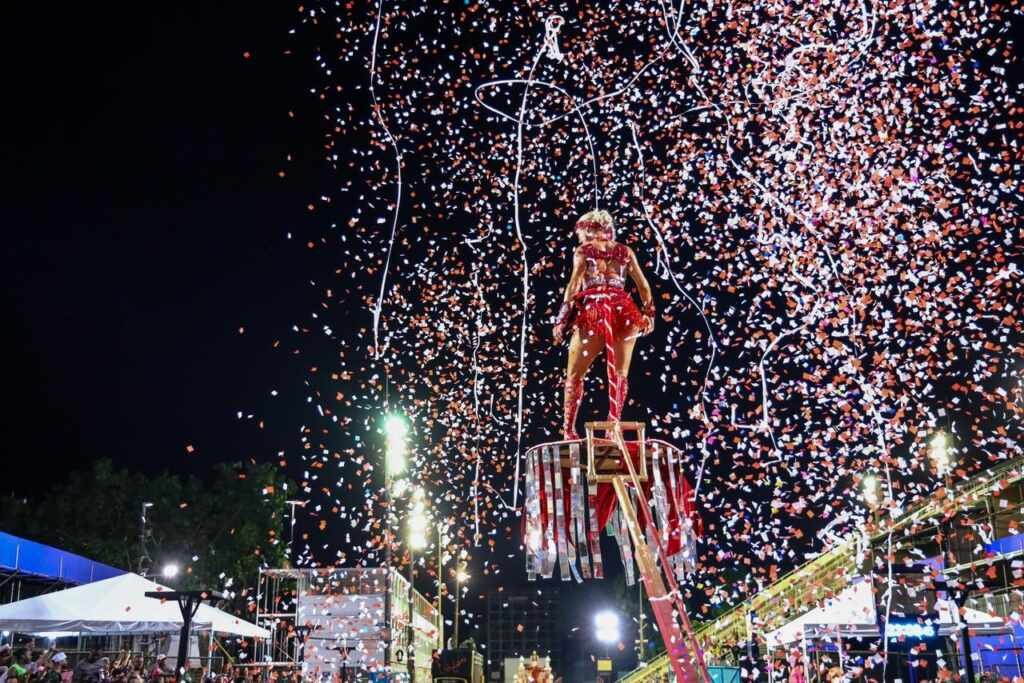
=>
[578,242,630,289]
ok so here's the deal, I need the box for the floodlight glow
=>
[384,414,409,475]
[408,488,429,550]
[862,474,880,509]
[595,610,620,644]
[929,431,951,477]
[161,563,180,579]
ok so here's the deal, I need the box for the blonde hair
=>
[577,209,613,229]
[577,209,614,239]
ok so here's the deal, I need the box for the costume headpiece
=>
[575,219,612,237]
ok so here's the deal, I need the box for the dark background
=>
[0,2,640,676]
[2,2,321,482]
[10,2,1018,679]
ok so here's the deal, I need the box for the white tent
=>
[766,579,1009,647]
[0,573,268,638]
[766,579,878,647]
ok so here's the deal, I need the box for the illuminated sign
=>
[886,622,936,639]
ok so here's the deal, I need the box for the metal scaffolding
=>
[621,455,1024,682]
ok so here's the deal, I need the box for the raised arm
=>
[627,247,655,332]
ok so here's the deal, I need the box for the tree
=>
[0,459,291,599]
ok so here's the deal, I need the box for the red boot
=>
[563,376,583,440]
[607,367,629,423]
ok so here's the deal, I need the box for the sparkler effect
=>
[281,0,1024,621]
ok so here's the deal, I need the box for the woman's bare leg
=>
[607,332,637,422]
[563,327,604,438]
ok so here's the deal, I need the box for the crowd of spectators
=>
[0,645,72,683]
[0,647,261,683]
[0,647,308,683]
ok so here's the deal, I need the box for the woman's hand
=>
[641,314,654,336]
[553,323,565,346]
[553,300,573,345]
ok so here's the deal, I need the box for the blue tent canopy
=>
[0,531,123,585]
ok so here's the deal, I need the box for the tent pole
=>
[1011,632,1022,680]
[800,630,809,683]
[837,629,845,675]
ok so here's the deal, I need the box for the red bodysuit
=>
[570,243,646,339]
[558,242,647,439]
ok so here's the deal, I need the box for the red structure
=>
[522,422,708,683]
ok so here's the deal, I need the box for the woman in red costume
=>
[553,210,654,439]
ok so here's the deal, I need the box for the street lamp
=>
[406,488,429,680]
[408,490,428,551]
[595,609,620,673]
[862,473,882,527]
[595,610,620,645]
[385,414,410,477]
[862,474,880,507]
[139,502,154,577]
[929,431,953,488]
[382,412,410,671]
[453,559,469,647]
[285,499,308,560]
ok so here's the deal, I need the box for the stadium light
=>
[929,431,951,478]
[408,488,428,550]
[595,610,620,644]
[862,474,880,510]
[161,563,180,579]
[384,414,409,476]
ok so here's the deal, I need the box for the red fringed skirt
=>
[570,285,646,340]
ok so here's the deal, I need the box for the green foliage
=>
[0,459,290,595]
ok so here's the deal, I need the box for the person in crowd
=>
[36,652,63,683]
[96,658,111,683]
[146,656,170,683]
[787,650,805,683]
[129,659,145,683]
[74,651,101,683]
[8,648,31,683]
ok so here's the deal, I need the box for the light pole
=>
[437,522,446,649]
[285,499,308,560]
[407,488,429,681]
[595,610,620,679]
[383,414,409,673]
[929,431,953,491]
[139,502,154,577]
[862,473,881,526]
[928,431,970,683]
[453,560,469,647]
[636,582,646,663]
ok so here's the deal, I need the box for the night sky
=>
[3,2,322,483]
[0,1,632,671]
[4,1,1024,678]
